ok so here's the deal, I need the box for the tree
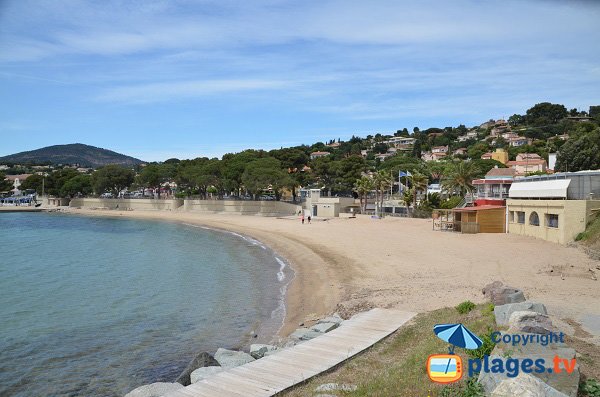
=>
[60,174,92,197]
[508,114,524,127]
[137,163,176,199]
[334,156,368,193]
[525,102,568,126]
[0,171,13,192]
[442,161,478,196]
[373,171,393,217]
[91,165,135,196]
[20,174,45,195]
[353,176,374,214]
[241,157,290,200]
[45,168,79,196]
[409,172,429,207]
[555,127,600,172]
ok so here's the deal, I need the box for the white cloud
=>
[95,78,292,103]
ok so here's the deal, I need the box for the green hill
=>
[0,144,144,168]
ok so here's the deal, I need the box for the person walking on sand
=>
[307,215,311,224]
[301,214,305,224]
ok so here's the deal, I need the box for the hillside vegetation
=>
[0,143,144,167]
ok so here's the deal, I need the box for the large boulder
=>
[249,344,277,359]
[317,314,344,326]
[481,343,579,397]
[289,328,323,341]
[124,382,184,397]
[175,352,220,386]
[494,302,547,326]
[491,373,570,397]
[482,281,525,305]
[310,322,339,333]
[213,348,255,369]
[190,366,224,383]
[508,311,555,335]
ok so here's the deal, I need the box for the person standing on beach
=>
[307,215,311,224]
[301,214,305,224]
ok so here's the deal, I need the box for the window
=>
[509,211,515,222]
[546,214,559,228]
[517,211,525,224]
[529,211,540,226]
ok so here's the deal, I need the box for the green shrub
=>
[440,195,463,209]
[581,379,600,397]
[440,378,485,397]
[467,329,496,360]
[456,301,476,314]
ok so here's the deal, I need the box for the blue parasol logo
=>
[433,323,483,354]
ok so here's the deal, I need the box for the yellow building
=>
[507,173,600,244]
[491,148,508,164]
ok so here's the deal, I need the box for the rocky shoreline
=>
[124,313,346,396]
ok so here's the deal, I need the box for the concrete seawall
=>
[69,198,301,217]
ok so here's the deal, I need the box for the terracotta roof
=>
[486,168,516,177]
[5,174,32,181]
[507,160,546,165]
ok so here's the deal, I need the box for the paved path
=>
[165,308,416,397]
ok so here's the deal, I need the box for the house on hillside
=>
[508,136,531,147]
[506,153,547,175]
[480,148,508,164]
[310,151,330,160]
[5,174,32,195]
[421,151,447,162]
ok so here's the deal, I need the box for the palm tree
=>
[402,188,413,217]
[373,171,393,217]
[442,160,478,196]
[409,172,429,207]
[353,176,374,214]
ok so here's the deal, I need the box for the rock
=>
[508,311,555,334]
[124,382,184,397]
[491,373,569,397]
[310,322,339,333]
[190,366,224,383]
[494,302,548,326]
[175,352,220,386]
[483,281,504,296]
[289,328,323,341]
[249,344,277,359]
[263,348,283,357]
[317,314,344,326]
[315,383,358,392]
[214,348,255,369]
[481,344,579,397]
[482,281,525,305]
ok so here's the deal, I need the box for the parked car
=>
[100,192,113,198]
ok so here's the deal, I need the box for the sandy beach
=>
[66,208,600,342]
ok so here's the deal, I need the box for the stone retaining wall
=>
[69,198,183,211]
[69,198,301,216]
[183,199,301,216]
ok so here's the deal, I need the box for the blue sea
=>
[0,212,291,396]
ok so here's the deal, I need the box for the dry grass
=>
[280,304,496,397]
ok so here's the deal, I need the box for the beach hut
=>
[451,205,506,234]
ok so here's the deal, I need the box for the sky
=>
[1,0,599,161]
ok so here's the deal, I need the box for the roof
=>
[486,168,516,178]
[5,174,32,181]
[507,160,546,166]
[472,178,513,185]
[453,205,505,212]
[509,179,570,198]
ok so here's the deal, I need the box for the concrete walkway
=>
[164,308,416,397]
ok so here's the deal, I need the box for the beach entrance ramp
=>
[164,308,416,397]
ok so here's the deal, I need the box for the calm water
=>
[0,212,291,396]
